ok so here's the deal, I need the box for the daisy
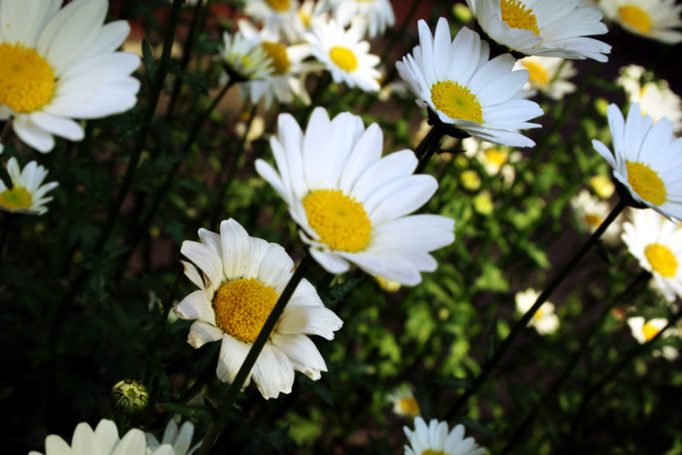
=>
[627,316,679,360]
[145,417,200,455]
[600,0,682,44]
[465,0,611,61]
[462,137,522,184]
[245,0,301,41]
[388,384,421,417]
[515,56,577,100]
[403,417,485,455]
[621,208,682,302]
[29,419,173,455]
[0,0,140,152]
[570,189,622,244]
[515,288,560,335]
[174,218,342,399]
[255,108,456,285]
[592,103,682,219]
[290,0,330,41]
[220,27,274,81]
[396,18,543,148]
[324,0,396,39]
[0,157,58,215]
[306,19,381,92]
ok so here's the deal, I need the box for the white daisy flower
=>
[220,27,274,81]
[396,18,543,148]
[627,316,679,360]
[174,218,342,400]
[0,157,58,215]
[145,417,200,455]
[306,19,381,92]
[592,103,682,220]
[388,384,421,418]
[515,56,577,100]
[570,189,622,244]
[255,108,456,285]
[291,0,330,40]
[0,0,141,152]
[462,137,522,184]
[622,208,682,302]
[515,288,560,335]
[245,0,301,41]
[403,417,485,455]
[323,0,396,39]
[29,419,173,455]
[600,0,682,44]
[465,0,611,61]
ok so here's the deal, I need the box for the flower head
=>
[571,189,622,244]
[515,288,560,335]
[388,384,421,417]
[403,417,485,455]
[323,0,396,38]
[627,316,679,360]
[600,0,682,44]
[0,157,58,215]
[515,56,576,100]
[220,26,274,81]
[462,137,521,184]
[145,417,200,455]
[245,0,301,41]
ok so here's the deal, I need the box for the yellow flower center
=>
[521,59,550,87]
[0,43,56,113]
[590,175,615,199]
[298,9,312,27]
[625,161,667,206]
[212,278,278,343]
[329,46,358,72]
[642,321,661,342]
[303,189,372,252]
[645,243,678,278]
[431,81,483,124]
[583,213,603,228]
[532,307,545,321]
[618,5,653,34]
[483,148,509,167]
[501,0,540,35]
[266,0,291,12]
[422,451,446,455]
[261,41,290,74]
[397,397,420,417]
[0,187,33,211]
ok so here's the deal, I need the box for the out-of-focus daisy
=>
[255,108,455,285]
[306,20,381,92]
[397,18,543,148]
[593,103,682,220]
[515,288,560,335]
[0,0,140,152]
[600,0,682,44]
[0,157,58,215]
[515,56,576,100]
[465,0,611,61]
[29,419,173,455]
[617,65,682,132]
[145,417,200,455]
[291,0,329,40]
[403,417,485,455]
[174,218,342,399]
[388,385,421,417]
[463,137,521,184]
[324,0,396,38]
[571,190,622,244]
[627,316,679,360]
[622,209,682,302]
[245,0,301,41]
[220,27,274,81]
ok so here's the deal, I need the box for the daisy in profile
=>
[462,137,521,184]
[174,218,342,399]
[404,417,485,455]
[600,0,682,44]
[324,0,396,38]
[396,18,543,148]
[465,0,611,61]
[220,27,274,81]
[29,419,173,455]
[0,158,58,215]
[592,103,682,219]
[0,0,140,152]
[622,209,682,302]
[627,316,679,360]
[515,288,560,335]
[388,384,421,417]
[245,0,301,41]
[255,108,455,285]
[306,20,381,92]
[571,190,621,244]
[515,56,577,100]
[145,417,200,455]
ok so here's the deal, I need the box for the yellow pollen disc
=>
[261,41,290,74]
[266,0,291,12]
[532,307,545,321]
[642,321,661,342]
[422,450,447,455]
[583,213,603,228]
[431,80,483,124]
[625,161,667,206]
[398,397,420,417]
[212,278,278,343]
[303,189,372,253]
[298,10,311,28]
[645,243,678,278]
[618,5,653,34]
[501,0,540,35]
[483,148,509,167]
[522,60,550,87]
[329,46,358,72]
[0,43,56,113]
[0,187,33,211]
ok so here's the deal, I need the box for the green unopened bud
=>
[111,379,149,414]
[453,4,473,22]
[473,191,494,215]
[594,98,609,117]
[460,170,481,191]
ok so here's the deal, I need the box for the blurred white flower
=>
[462,137,522,185]
[600,0,682,43]
[388,384,421,417]
[570,189,622,244]
[515,56,576,100]
[515,288,560,335]
[0,157,58,215]
[627,316,678,360]
[146,417,200,455]
[404,417,485,455]
[323,0,395,39]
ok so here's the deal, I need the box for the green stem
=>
[196,253,315,454]
[414,124,445,174]
[0,119,11,146]
[445,198,627,419]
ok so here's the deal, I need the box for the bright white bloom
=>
[515,288,560,335]
[617,65,682,132]
[29,419,173,455]
[291,0,330,40]
[627,316,679,360]
[323,0,395,38]
[404,417,485,455]
[600,0,682,44]
[463,137,521,184]
[245,0,301,41]
[515,56,576,100]
[220,27,273,81]
[145,417,200,455]
[306,20,381,92]
[622,208,682,302]
[0,0,140,152]
[397,18,543,148]
[593,103,682,220]
[388,384,421,417]
[255,108,456,285]
[465,0,611,61]
[0,157,58,215]
[570,189,621,244]
[174,218,342,399]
